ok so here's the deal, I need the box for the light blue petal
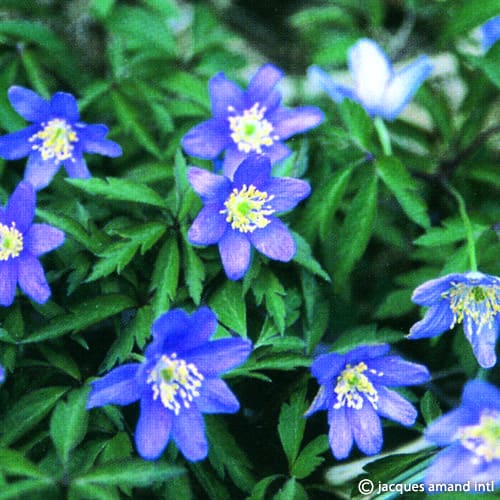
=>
[461,379,500,413]
[246,64,284,104]
[481,15,500,52]
[182,119,230,160]
[218,229,251,280]
[264,177,311,212]
[307,65,354,103]
[348,402,383,455]
[327,406,353,459]
[5,181,35,233]
[0,126,39,160]
[249,217,295,262]
[8,86,50,122]
[209,72,246,119]
[463,315,499,368]
[305,386,329,416]
[425,406,475,446]
[63,155,91,179]
[408,301,454,339]
[375,386,417,426]
[0,260,18,307]
[171,405,208,461]
[49,92,80,122]
[17,254,51,304]
[366,356,430,386]
[310,352,346,385]
[411,273,464,306]
[188,204,227,246]
[24,152,61,191]
[188,167,231,202]
[25,224,65,256]
[196,378,240,414]
[270,106,324,140]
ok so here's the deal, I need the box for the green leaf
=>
[375,289,415,319]
[338,99,374,151]
[50,387,90,465]
[420,391,442,425]
[0,387,68,446]
[174,149,198,220]
[162,72,210,108]
[292,231,330,281]
[252,270,286,334]
[86,240,140,282]
[247,475,281,500]
[69,484,120,500]
[189,461,230,500]
[151,237,179,318]
[209,281,246,336]
[291,434,329,479]
[20,49,50,98]
[414,217,487,247]
[67,177,166,208]
[25,294,135,343]
[332,324,403,354]
[274,477,308,500]
[376,156,430,228]
[37,345,81,380]
[90,0,115,19]
[182,236,205,305]
[0,479,55,500]
[0,449,46,479]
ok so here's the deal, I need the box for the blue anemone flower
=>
[0,364,4,383]
[481,15,500,52]
[187,154,310,280]
[182,64,324,179]
[87,307,252,461]
[0,181,65,306]
[0,86,122,190]
[424,380,500,490]
[408,271,500,368]
[305,344,430,460]
[308,38,433,121]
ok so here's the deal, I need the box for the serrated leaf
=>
[291,434,329,479]
[252,269,286,334]
[37,345,81,380]
[292,231,330,282]
[183,237,205,305]
[420,391,442,425]
[174,149,198,220]
[209,281,246,336]
[376,156,430,228]
[274,477,308,500]
[332,324,403,354]
[86,240,140,282]
[151,237,179,318]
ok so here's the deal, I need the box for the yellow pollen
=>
[333,362,379,410]
[220,184,275,233]
[147,353,203,415]
[29,118,78,162]
[457,411,500,463]
[228,103,279,153]
[0,222,23,261]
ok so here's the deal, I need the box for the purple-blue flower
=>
[182,64,324,179]
[0,86,122,190]
[305,344,430,460]
[481,15,500,52]
[187,154,310,280]
[87,307,252,461]
[0,364,4,383]
[424,380,500,490]
[308,38,433,121]
[408,271,500,369]
[0,181,65,306]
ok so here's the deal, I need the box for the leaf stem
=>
[374,116,392,156]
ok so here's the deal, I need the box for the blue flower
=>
[182,64,324,179]
[87,307,252,461]
[424,380,500,490]
[0,86,122,190]
[305,344,430,459]
[481,15,500,52]
[308,38,433,121]
[187,154,310,280]
[0,181,65,306]
[0,364,4,383]
[408,271,500,368]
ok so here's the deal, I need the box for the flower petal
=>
[249,218,295,262]
[232,154,272,189]
[382,56,433,120]
[172,405,208,461]
[463,314,499,368]
[344,344,391,366]
[264,177,311,212]
[365,356,430,386]
[209,72,246,119]
[411,273,464,306]
[481,15,500,52]
[222,146,248,180]
[151,308,190,342]
[135,395,173,460]
[26,224,65,256]
[270,107,324,140]
[86,364,141,408]
[8,86,50,122]
[408,301,455,339]
[246,64,283,104]
[348,403,383,456]
[0,125,39,160]
[305,386,329,416]
[24,152,62,191]
[310,352,346,385]
[375,386,417,426]
[188,166,231,202]
[349,39,392,115]
[5,181,35,232]
[461,379,500,413]
[0,260,18,307]
[264,141,291,166]
[327,406,354,459]
[49,92,80,122]
[182,119,230,159]
[188,204,227,245]
[17,254,51,304]
[218,229,251,280]
[425,407,475,446]
[79,125,122,157]
[196,378,240,414]
[307,65,355,103]
[63,156,91,179]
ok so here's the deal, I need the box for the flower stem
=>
[374,116,392,156]
[445,182,478,272]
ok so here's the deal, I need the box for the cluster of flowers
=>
[0,26,498,490]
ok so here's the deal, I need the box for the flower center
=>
[29,118,78,162]
[333,362,379,410]
[457,410,500,463]
[0,222,23,261]
[147,353,204,415]
[228,103,279,153]
[443,281,500,330]
[220,184,275,233]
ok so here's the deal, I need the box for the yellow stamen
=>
[29,118,78,162]
[457,411,500,463]
[333,362,379,410]
[0,222,23,261]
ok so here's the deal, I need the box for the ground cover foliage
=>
[0,0,499,499]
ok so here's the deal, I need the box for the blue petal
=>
[461,379,500,413]
[249,217,295,262]
[151,308,190,342]
[381,55,433,120]
[463,315,499,368]
[171,405,208,461]
[407,301,454,339]
[425,406,476,446]
[348,403,383,456]
[25,224,65,256]
[263,140,291,166]
[186,338,252,376]
[49,92,80,122]
[270,106,324,140]
[310,352,346,385]
[375,386,417,426]
[196,378,240,414]
[246,64,284,104]
[365,356,430,386]
[86,364,141,408]
[0,260,18,307]
[304,386,329,417]
[0,125,39,160]
[135,395,173,460]
[188,167,231,202]
[327,406,353,459]
[307,65,354,103]
[8,86,50,122]
[188,204,227,245]
[344,344,390,366]
[264,177,311,212]
[411,273,464,306]
[481,15,500,52]
[63,156,91,179]
[17,254,51,304]
[218,229,251,280]
[232,155,272,189]
[79,124,122,157]
[182,119,230,159]
[0,364,4,383]
[209,72,246,119]
[222,146,249,180]
[24,152,61,191]
[5,181,35,233]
